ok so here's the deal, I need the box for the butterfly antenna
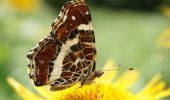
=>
[99,64,134,72]
[99,64,121,72]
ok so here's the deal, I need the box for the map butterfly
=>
[27,0,104,91]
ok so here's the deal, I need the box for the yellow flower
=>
[7,0,39,12]
[161,6,170,18]
[7,60,170,100]
[157,28,170,48]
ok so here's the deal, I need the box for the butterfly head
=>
[82,71,104,85]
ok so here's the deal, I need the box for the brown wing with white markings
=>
[49,0,97,91]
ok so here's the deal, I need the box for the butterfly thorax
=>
[80,71,104,86]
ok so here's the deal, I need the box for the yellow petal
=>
[157,27,170,48]
[98,59,118,83]
[113,69,139,89]
[136,74,170,100]
[153,88,170,99]
[7,0,39,12]
[34,86,54,100]
[137,74,162,95]
[7,77,42,100]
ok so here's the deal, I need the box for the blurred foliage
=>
[93,0,162,10]
[157,28,170,48]
[161,6,170,18]
[0,0,170,100]
[45,0,170,11]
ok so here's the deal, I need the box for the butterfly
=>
[27,0,104,91]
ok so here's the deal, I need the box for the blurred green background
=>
[0,0,170,99]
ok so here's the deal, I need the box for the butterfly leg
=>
[50,85,71,91]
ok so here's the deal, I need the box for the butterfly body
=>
[27,0,103,91]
